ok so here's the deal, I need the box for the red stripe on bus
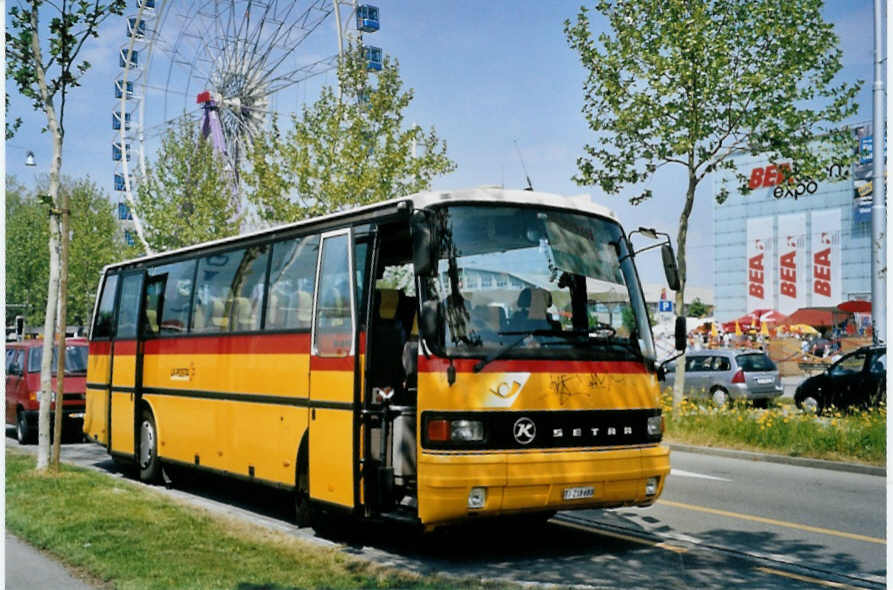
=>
[417,357,648,374]
[143,333,311,355]
[89,341,111,355]
[113,340,138,355]
[310,356,355,371]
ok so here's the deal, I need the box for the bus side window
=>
[115,275,143,340]
[149,260,196,334]
[266,235,319,330]
[92,274,119,339]
[142,277,165,336]
[230,246,269,332]
[314,233,353,356]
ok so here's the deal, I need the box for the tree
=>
[7,0,127,470]
[5,178,48,326]
[688,298,710,319]
[243,45,456,224]
[565,0,860,407]
[133,116,242,252]
[6,176,127,329]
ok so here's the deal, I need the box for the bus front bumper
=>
[417,444,670,526]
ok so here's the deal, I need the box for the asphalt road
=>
[6,432,886,589]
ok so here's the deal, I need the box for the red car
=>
[5,339,88,444]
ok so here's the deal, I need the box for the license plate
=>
[563,486,594,501]
[69,413,84,419]
[757,378,773,384]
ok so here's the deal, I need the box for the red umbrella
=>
[733,312,760,329]
[782,307,852,328]
[758,309,788,324]
[837,300,871,313]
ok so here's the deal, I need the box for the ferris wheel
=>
[113,0,382,250]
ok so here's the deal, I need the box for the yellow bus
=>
[85,188,682,529]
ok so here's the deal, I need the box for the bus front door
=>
[109,271,145,459]
[308,229,358,509]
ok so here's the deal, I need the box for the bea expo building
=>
[712,126,878,322]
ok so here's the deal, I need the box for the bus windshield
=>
[418,204,655,362]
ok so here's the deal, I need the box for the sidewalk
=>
[5,533,97,590]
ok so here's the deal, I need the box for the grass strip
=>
[662,396,886,466]
[5,451,502,590]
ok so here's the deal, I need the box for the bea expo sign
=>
[731,158,847,314]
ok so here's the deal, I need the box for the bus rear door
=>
[308,229,358,509]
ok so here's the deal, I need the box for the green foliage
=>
[5,176,126,327]
[134,116,242,252]
[662,394,886,465]
[688,298,709,318]
[564,0,861,205]
[244,45,456,224]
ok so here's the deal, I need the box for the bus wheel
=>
[16,410,34,445]
[139,408,161,483]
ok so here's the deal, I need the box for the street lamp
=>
[25,151,36,166]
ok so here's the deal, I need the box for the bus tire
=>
[138,407,161,483]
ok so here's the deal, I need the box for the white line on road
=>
[670,469,732,482]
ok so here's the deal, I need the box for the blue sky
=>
[6,1,880,288]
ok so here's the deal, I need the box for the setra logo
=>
[512,417,536,445]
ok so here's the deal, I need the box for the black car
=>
[794,345,886,414]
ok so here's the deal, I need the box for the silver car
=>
[660,349,783,407]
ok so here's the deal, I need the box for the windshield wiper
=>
[473,330,585,373]
[473,333,529,373]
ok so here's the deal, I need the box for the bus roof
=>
[101,188,617,272]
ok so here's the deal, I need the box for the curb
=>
[667,443,885,477]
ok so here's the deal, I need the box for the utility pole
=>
[871,0,886,344]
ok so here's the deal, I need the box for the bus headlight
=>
[451,419,484,442]
[647,415,663,438]
[427,418,485,443]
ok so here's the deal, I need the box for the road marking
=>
[659,499,886,545]
[555,519,688,554]
[670,469,732,482]
[756,567,860,589]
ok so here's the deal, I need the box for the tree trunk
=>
[52,191,70,469]
[30,7,64,471]
[671,172,698,409]
[37,212,60,470]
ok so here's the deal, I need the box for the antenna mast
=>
[514,139,534,191]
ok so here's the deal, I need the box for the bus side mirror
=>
[675,316,687,351]
[662,244,680,291]
[411,211,436,276]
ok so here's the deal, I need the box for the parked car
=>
[659,349,783,407]
[794,345,886,414]
[5,339,88,444]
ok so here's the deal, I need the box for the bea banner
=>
[776,213,806,314]
[811,209,841,306]
[746,217,774,312]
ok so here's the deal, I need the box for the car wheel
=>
[16,411,34,445]
[711,387,729,407]
[138,408,161,483]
